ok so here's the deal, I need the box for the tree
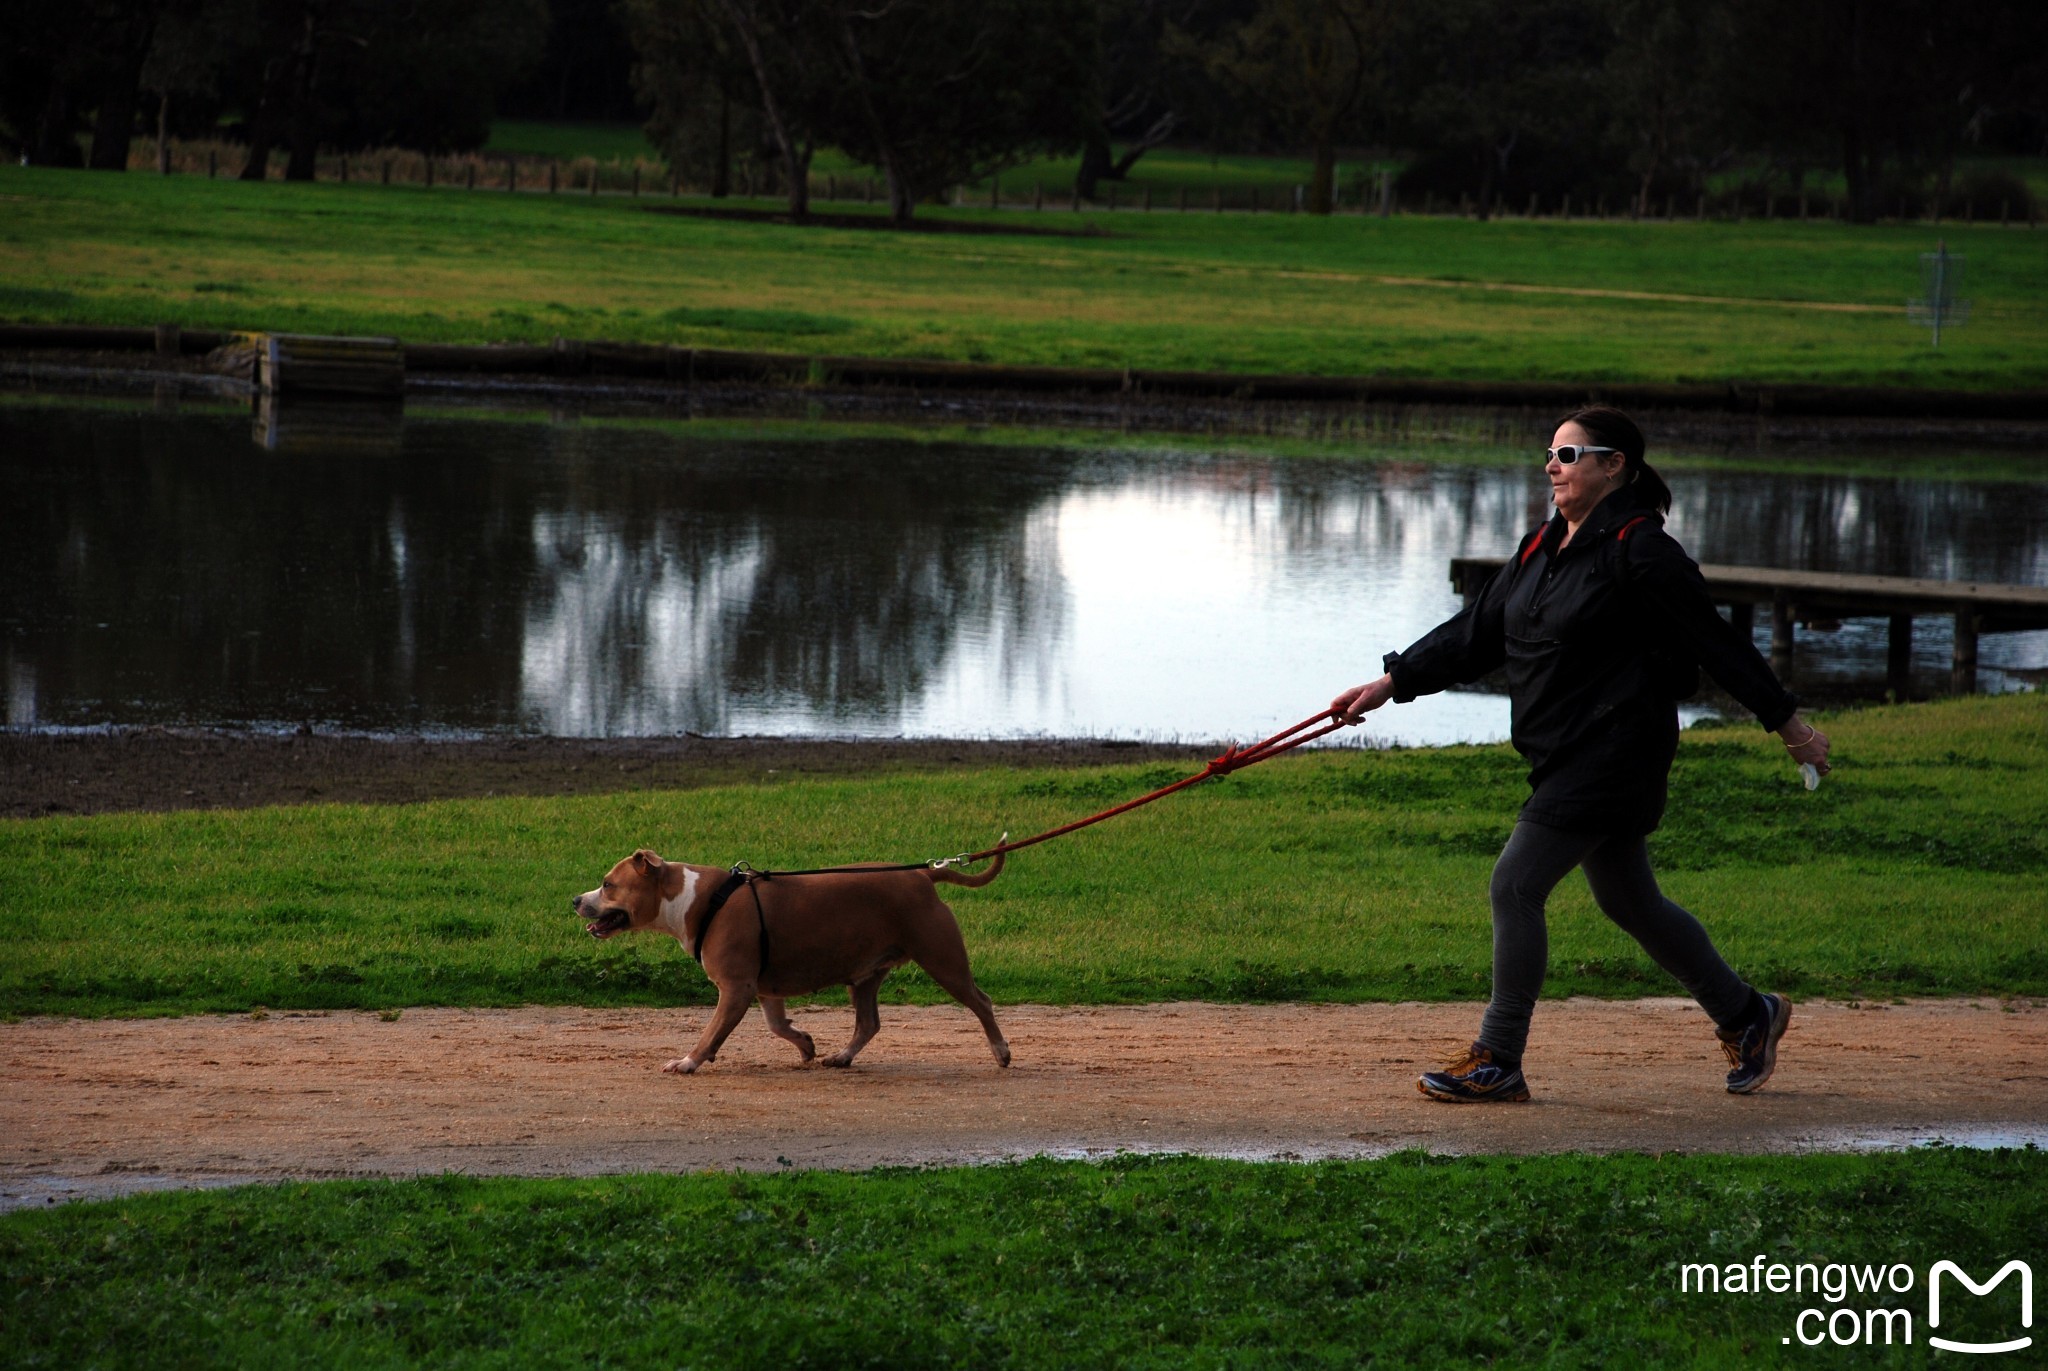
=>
[621,0,768,197]
[1601,0,1737,214]
[823,0,1099,222]
[1073,0,1214,201]
[1170,0,1382,214]
[1390,0,1608,218]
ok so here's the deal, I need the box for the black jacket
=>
[1383,485,1799,835]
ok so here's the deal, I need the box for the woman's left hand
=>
[1777,713,1831,777]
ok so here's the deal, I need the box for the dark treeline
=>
[6,0,2044,223]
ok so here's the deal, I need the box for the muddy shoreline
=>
[0,728,1215,820]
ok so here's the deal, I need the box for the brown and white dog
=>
[570,849,1011,1074]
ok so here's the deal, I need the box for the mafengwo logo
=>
[1929,1260,2033,1355]
[1679,1256,2033,1351]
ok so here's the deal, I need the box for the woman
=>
[1330,406,1831,1102]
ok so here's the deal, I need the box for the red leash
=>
[946,707,1351,866]
[735,708,1354,879]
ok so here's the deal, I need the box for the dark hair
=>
[1557,404,1672,514]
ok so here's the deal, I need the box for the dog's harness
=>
[686,866,773,974]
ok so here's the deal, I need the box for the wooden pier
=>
[1448,558,2048,694]
[256,333,405,398]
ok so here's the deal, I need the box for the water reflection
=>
[3,400,2043,744]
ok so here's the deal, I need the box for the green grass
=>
[4,1151,2042,1368]
[2,695,2043,1018]
[482,119,661,164]
[4,162,2045,388]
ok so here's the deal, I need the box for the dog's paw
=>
[794,1034,816,1063]
[821,1052,855,1068]
[662,1056,700,1075]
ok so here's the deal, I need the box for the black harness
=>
[686,867,772,974]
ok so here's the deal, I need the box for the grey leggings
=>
[1478,819,1754,1062]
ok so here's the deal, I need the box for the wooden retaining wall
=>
[4,324,2046,420]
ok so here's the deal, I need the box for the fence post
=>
[1106,183,1116,211]
[1142,188,1151,212]
[1177,186,1186,213]
[466,161,475,191]
[632,164,640,197]
[671,168,679,196]
[548,162,557,193]
[1526,191,1537,217]
[1034,181,1042,210]
[590,161,600,196]
[1213,187,1221,213]
[208,148,217,178]
[991,174,999,210]
[1696,193,1706,220]
[425,157,434,189]
[381,157,390,185]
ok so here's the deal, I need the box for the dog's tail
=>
[930,848,1005,888]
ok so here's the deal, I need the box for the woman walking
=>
[1331,406,1831,1101]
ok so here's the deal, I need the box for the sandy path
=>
[5,999,2045,1209]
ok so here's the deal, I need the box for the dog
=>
[571,849,1011,1074]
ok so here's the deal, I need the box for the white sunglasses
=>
[1546,444,1621,466]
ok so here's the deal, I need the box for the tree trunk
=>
[887,166,916,224]
[716,0,808,218]
[282,9,320,182]
[784,142,810,217]
[1841,122,1876,223]
[87,10,157,171]
[29,83,86,168]
[1308,130,1336,215]
[1075,134,1112,201]
[711,88,732,198]
[87,75,143,170]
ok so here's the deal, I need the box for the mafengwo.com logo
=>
[1679,1255,2033,1351]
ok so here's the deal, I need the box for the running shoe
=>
[1417,1042,1530,1103]
[1718,993,1792,1094]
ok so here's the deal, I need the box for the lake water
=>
[5,397,2045,747]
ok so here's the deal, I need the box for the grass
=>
[2,694,2043,1018]
[4,162,2045,389]
[4,1150,2042,1368]
[481,119,661,165]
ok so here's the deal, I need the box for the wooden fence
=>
[111,138,2047,227]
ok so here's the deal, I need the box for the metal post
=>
[1728,601,1755,639]
[1770,592,1796,678]
[1951,610,1978,694]
[1887,614,1913,699]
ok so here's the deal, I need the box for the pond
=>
[4,396,2045,747]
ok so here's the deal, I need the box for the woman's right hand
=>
[1331,674,1396,724]
[1777,712,1832,777]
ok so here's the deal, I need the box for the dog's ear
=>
[631,849,663,873]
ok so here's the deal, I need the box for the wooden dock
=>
[257,333,405,398]
[1448,558,2048,694]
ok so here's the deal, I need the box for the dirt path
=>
[6,999,2044,1210]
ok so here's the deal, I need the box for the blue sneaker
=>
[1718,993,1792,1094]
[1418,1042,1530,1103]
